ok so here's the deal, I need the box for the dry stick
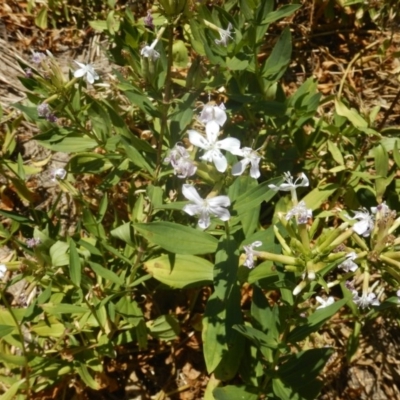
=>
[376,88,400,132]
[337,38,382,100]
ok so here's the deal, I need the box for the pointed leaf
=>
[134,222,218,255]
[144,254,213,288]
[69,240,81,286]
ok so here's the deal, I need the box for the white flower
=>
[51,168,67,181]
[371,202,390,215]
[242,241,262,269]
[338,252,358,273]
[349,208,374,237]
[215,23,233,46]
[164,144,197,178]
[73,61,99,84]
[188,122,241,173]
[316,296,335,309]
[199,103,227,127]
[232,147,261,179]
[268,172,309,192]
[182,184,231,229]
[352,290,380,309]
[0,264,7,279]
[140,39,160,61]
[285,200,312,224]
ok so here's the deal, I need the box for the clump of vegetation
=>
[1,0,400,399]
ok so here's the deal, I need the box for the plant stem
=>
[156,23,175,178]
[0,289,31,396]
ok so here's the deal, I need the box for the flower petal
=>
[217,137,241,153]
[183,204,201,216]
[213,105,227,126]
[231,159,249,176]
[86,73,95,84]
[211,150,228,172]
[188,130,209,149]
[205,121,220,143]
[182,184,203,205]
[74,69,86,78]
[74,61,86,69]
[207,195,231,208]
[295,173,309,187]
[250,159,261,179]
[198,211,211,229]
[211,207,230,221]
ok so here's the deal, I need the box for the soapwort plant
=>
[1,0,400,399]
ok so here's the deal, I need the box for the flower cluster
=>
[215,23,233,47]
[352,290,380,309]
[242,241,262,269]
[188,103,261,176]
[349,208,374,237]
[141,39,160,61]
[31,51,46,65]
[37,103,57,122]
[164,144,197,178]
[26,238,41,248]
[338,252,358,273]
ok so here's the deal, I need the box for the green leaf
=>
[31,319,65,337]
[147,315,180,341]
[89,20,108,31]
[69,240,81,286]
[76,364,101,390]
[233,324,277,354]
[0,325,15,337]
[35,135,98,153]
[69,153,113,174]
[287,298,347,343]
[173,40,189,67]
[203,239,244,378]
[335,98,368,129]
[145,254,213,288]
[202,292,228,373]
[327,140,344,165]
[134,222,218,255]
[261,27,292,81]
[41,304,88,314]
[110,222,135,247]
[0,210,34,224]
[301,183,338,211]
[226,54,250,70]
[261,4,301,25]
[374,142,389,178]
[234,178,280,213]
[120,137,154,174]
[277,348,334,399]
[35,6,48,29]
[213,385,259,400]
[248,261,277,283]
[272,378,295,400]
[50,241,69,267]
[88,262,124,286]
[393,140,400,168]
[0,379,26,400]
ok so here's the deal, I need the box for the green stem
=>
[0,288,31,396]
[156,23,175,178]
